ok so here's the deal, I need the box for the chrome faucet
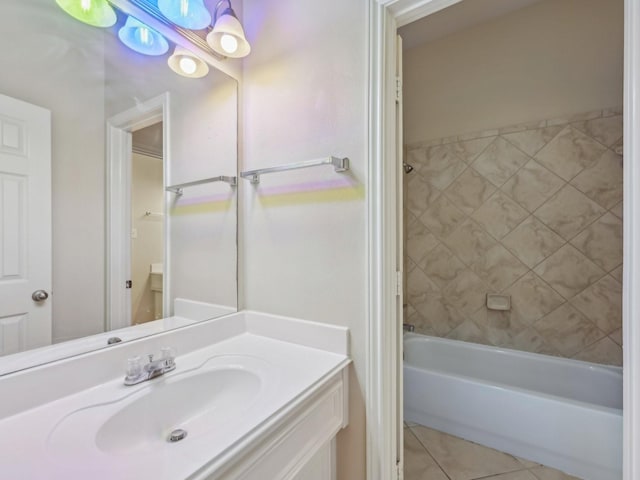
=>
[124,347,176,386]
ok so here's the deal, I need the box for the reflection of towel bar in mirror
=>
[144,211,164,218]
[240,156,350,184]
[166,175,238,195]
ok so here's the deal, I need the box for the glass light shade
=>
[206,8,250,58]
[167,47,209,78]
[55,0,117,28]
[118,17,169,56]
[219,34,238,54]
[157,0,212,30]
[179,57,197,74]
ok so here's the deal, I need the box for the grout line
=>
[407,426,534,480]
[500,132,540,159]
[403,426,585,480]
[406,426,454,480]
[405,106,621,151]
[569,122,622,153]
[466,135,499,166]
[470,467,531,480]
[404,113,623,361]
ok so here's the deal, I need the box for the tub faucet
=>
[403,323,415,333]
[124,347,176,386]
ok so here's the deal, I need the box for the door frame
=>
[106,93,171,330]
[367,1,640,479]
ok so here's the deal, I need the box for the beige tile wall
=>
[404,108,623,366]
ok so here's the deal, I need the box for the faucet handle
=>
[126,356,143,380]
[161,346,176,368]
[161,346,175,358]
[147,353,154,363]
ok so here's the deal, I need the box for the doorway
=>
[106,93,169,332]
[367,0,640,479]
[131,122,165,325]
[401,1,622,478]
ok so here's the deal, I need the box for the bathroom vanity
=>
[0,312,350,480]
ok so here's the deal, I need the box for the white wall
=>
[240,1,368,477]
[402,0,624,144]
[0,0,107,343]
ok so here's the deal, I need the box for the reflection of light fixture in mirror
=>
[118,17,169,56]
[157,0,212,30]
[206,0,251,58]
[168,47,209,78]
[55,0,117,27]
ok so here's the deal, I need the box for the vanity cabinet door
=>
[213,372,345,480]
[290,441,334,480]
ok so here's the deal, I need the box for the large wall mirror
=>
[0,0,238,375]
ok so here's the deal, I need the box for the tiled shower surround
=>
[404,108,623,366]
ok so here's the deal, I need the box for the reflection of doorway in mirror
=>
[131,122,164,325]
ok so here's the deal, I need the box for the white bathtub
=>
[403,333,622,480]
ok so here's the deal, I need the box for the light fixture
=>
[118,17,169,56]
[206,0,250,58]
[167,47,209,78]
[55,0,117,28]
[157,0,212,30]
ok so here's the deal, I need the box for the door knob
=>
[32,290,49,302]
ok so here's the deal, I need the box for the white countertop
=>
[0,298,237,377]
[0,311,350,479]
[0,316,197,377]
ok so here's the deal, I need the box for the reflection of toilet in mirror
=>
[149,263,163,321]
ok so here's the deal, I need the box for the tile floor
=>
[404,423,581,480]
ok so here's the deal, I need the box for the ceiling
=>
[132,122,163,159]
[399,0,543,50]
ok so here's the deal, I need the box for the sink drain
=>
[168,429,188,443]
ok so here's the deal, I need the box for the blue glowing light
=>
[157,0,211,30]
[118,17,169,56]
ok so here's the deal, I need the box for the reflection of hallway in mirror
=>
[131,122,164,325]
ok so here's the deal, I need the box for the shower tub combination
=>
[403,333,622,480]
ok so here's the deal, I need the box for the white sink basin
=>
[97,367,261,454]
[48,355,271,457]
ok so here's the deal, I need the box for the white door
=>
[0,94,52,355]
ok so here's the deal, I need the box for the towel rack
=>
[144,211,163,218]
[240,156,350,184]
[166,175,237,195]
